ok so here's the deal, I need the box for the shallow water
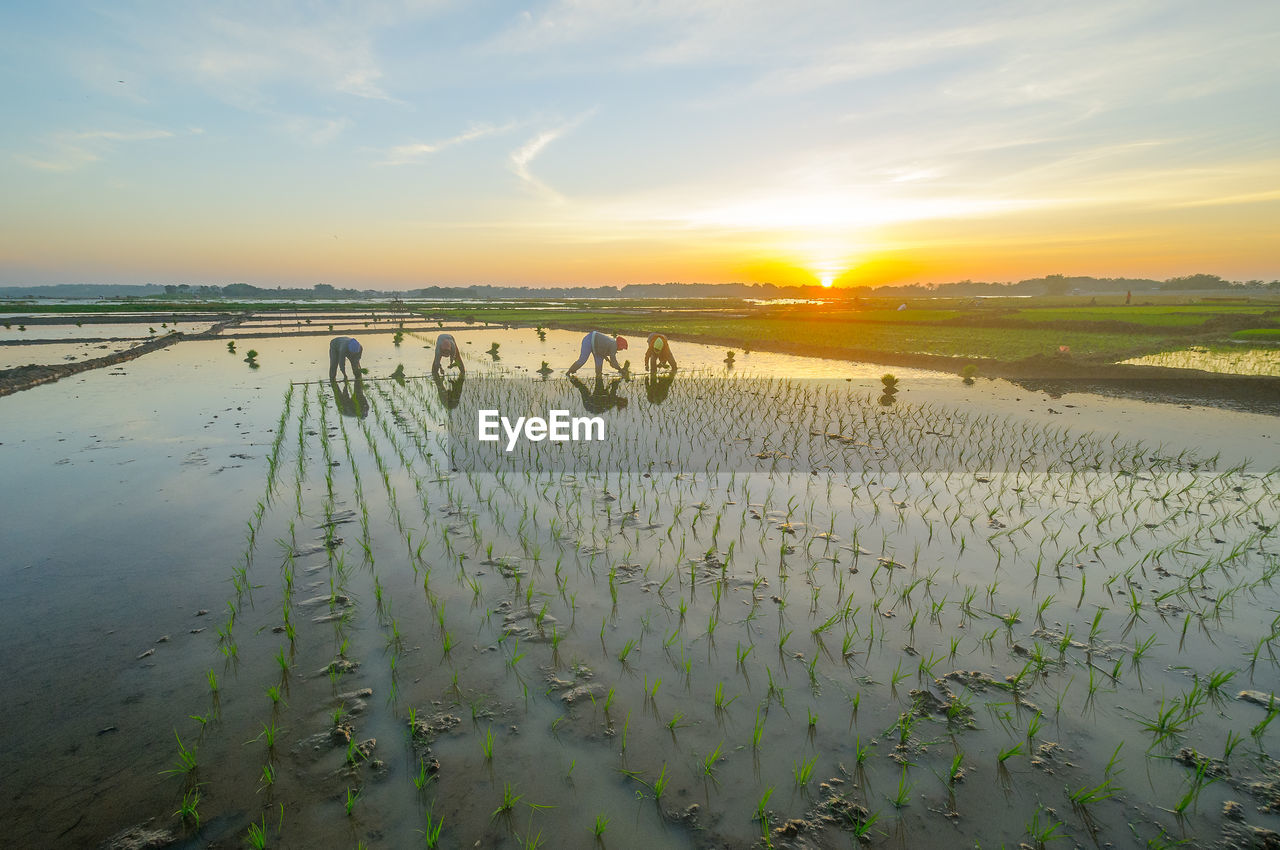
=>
[2,324,1278,849]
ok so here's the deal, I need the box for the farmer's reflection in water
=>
[644,372,674,405]
[569,375,628,414]
[433,373,465,411]
[330,378,368,419]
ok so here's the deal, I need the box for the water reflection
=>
[644,372,675,405]
[330,378,368,418]
[568,375,628,413]
[433,373,465,410]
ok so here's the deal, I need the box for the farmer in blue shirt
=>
[328,336,363,381]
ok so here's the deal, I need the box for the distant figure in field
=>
[567,331,627,379]
[569,375,628,414]
[328,336,363,381]
[644,333,677,373]
[432,333,464,376]
[1125,290,1132,305]
[433,372,464,411]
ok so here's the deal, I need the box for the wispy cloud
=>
[15,128,176,172]
[380,122,517,166]
[509,113,594,202]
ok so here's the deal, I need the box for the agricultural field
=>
[2,324,1279,849]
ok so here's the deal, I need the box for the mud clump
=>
[1176,747,1230,778]
[96,820,176,850]
[1239,690,1279,710]
[768,778,874,846]
[411,712,461,742]
[1221,820,1280,850]
[909,686,975,729]
[316,658,359,678]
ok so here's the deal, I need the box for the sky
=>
[1,0,1278,290]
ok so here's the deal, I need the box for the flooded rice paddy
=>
[2,326,1278,849]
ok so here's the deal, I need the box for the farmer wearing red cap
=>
[328,336,363,381]
[432,333,464,376]
[567,331,627,379]
[644,332,676,373]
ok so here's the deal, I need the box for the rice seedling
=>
[592,813,609,839]
[997,742,1023,763]
[1025,807,1063,846]
[420,809,445,848]
[491,782,523,818]
[891,767,914,808]
[1173,759,1218,815]
[162,731,198,778]
[793,755,816,786]
[173,788,201,828]
[702,741,723,779]
[245,816,267,850]
[345,786,361,817]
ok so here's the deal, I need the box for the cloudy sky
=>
[2,1,1277,289]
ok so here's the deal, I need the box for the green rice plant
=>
[245,816,267,850]
[1026,712,1043,745]
[1069,777,1120,808]
[713,681,736,711]
[413,759,434,792]
[854,736,869,765]
[482,728,494,761]
[752,707,765,748]
[492,782,523,818]
[793,755,817,786]
[1224,730,1244,762]
[1252,707,1279,745]
[266,684,282,706]
[653,762,669,799]
[852,809,879,841]
[997,742,1023,763]
[948,751,964,783]
[592,814,609,838]
[1173,760,1218,815]
[1206,668,1236,695]
[258,762,276,791]
[162,730,198,777]
[1136,698,1198,749]
[173,788,201,828]
[702,741,723,778]
[891,767,914,808]
[420,809,444,848]
[345,786,361,816]
[1131,633,1158,667]
[618,637,637,663]
[1025,806,1063,846]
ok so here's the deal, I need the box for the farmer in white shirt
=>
[567,331,628,379]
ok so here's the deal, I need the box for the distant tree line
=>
[1,274,1277,301]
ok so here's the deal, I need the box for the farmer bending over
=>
[328,336,363,381]
[567,331,627,379]
[432,333,464,376]
[644,332,677,372]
